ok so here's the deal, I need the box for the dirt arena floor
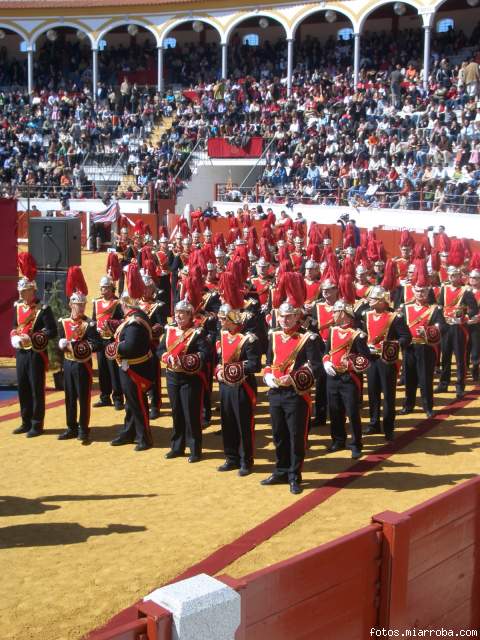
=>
[1,250,479,640]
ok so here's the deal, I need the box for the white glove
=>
[58,338,69,350]
[264,373,278,389]
[324,361,337,377]
[120,359,129,371]
[11,335,22,349]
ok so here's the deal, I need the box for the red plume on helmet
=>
[430,249,440,272]
[381,259,398,292]
[141,245,153,264]
[185,265,204,311]
[360,229,368,249]
[272,275,286,309]
[248,236,258,257]
[342,256,355,278]
[421,234,432,255]
[411,259,428,287]
[306,244,322,262]
[283,217,294,232]
[413,243,426,260]
[214,233,226,252]
[367,235,379,262]
[178,218,190,238]
[125,262,144,300]
[277,259,293,278]
[226,227,240,245]
[276,226,285,242]
[343,225,355,249]
[339,273,355,304]
[118,216,130,231]
[400,229,415,250]
[278,245,290,263]
[448,239,465,267]
[436,231,450,253]
[259,238,273,263]
[188,249,208,276]
[191,219,201,233]
[326,253,340,281]
[323,227,331,241]
[106,252,121,281]
[133,219,145,236]
[142,258,156,278]
[470,253,480,271]
[201,244,215,264]
[376,240,387,262]
[219,270,244,310]
[308,222,323,245]
[261,222,275,246]
[144,224,152,236]
[247,226,258,244]
[234,244,249,263]
[242,213,252,228]
[293,220,305,239]
[461,238,471,262]
[266,211,276,225]
[320,244,334,264]
[284,271,306,308]
[17,252,37,281]
[354,246,368,267]
[203,218,211,232]
[66,266,88,298]
[159,225,168,239]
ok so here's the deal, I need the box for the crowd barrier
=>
[89,475,480,639]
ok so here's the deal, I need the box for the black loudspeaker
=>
[29,217,81,270]
[36,270,69,307]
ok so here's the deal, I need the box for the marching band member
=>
[261,272,324,494]
[58,267,101,444]
[11,253,57,438]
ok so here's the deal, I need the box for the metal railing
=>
[239,137,276,189]
[214,185,480,214]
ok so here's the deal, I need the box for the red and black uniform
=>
[111,309,155,448]
[92,296,124,408]
[304,279,321,308]
[323,326,371,450]
[59,315,101,440]
[361,309,411,437]
[393,257,411,280]
[138,299,168,416]
[438,285,478,393]
[263,329,324,483]
[11,300,57,436]
[402,304,446,414]
[312,300,336,424]
[116,239,133,295]
[215,330,261,469]
[355,282,372,301]
[158,324,211,458]
[250,276,271,308]
[155,248,173,314]
[468,288,480,381]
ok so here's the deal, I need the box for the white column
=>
[27,48,34,96]
[353,33,361,89]
[92,47,98,102]
[287,38,294,97]
[423,26,431,92]
[157,46,164,94]
[221,43,227,80]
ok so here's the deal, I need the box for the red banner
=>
[207,137,263,159]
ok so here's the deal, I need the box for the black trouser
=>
[97,342,123,404]
[367,357,398,435]
[64,359,93,435]
[314,365,327,421]
[148,352,162,411]
[219,378,257,467]
[327,374,363,448]
[158,275,171,317]
[118,368,152,447]
[404,344,436,412]
[16,349,47,433]
[468,325,480,370]
[268,388,310,482]
[166,372,204,456]
[440,324,468,390]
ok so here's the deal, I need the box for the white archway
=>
[291,6,356,39]
[159,17,222,47]
[30,21,94,49]
[357,0,424,33]
[0,23,29,41]
[96,19,160,49]
[223,11,289,45]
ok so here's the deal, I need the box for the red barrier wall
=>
[88,477,480,640]
[0,199,19,357]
